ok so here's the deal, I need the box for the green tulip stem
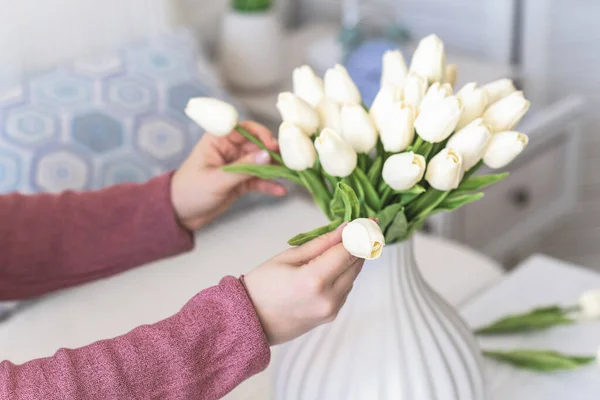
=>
[235,124,283,164]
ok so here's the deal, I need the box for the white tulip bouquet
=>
[186,34,530,261]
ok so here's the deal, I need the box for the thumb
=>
[220,150,272,188]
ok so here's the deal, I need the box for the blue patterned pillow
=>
[0,29,245,194]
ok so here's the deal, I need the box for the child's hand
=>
[244,224,364,345]
[171,121,286,231]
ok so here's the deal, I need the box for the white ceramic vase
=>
[219,10,283,90]
[274,238,486,400]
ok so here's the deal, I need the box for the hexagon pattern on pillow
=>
[0,29,243,194]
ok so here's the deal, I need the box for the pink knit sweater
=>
[0,174,271,399]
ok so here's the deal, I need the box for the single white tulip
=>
[425,148,464,191]
[483,131,529,169]
[483,78,516,105]
[293,65,325,107]
[578,289,600,319]
[278,122,317,171]
[419,82,453,112]
[342,218,385,260]
[314,128,357,177]
[340,103,378,153]
[382,152,426,191]
[447,118,492,170]
[456,82,489,130]
[317,99,342,132]
[370,84,402,131]
[379,102,416,152]
[185,97,238,136]
[414,96,463,143]
[276,92,320,135]
[403,73,428,109]
[381,50,408,88]
[444,64,457,88]
[324,64,362,105]
[409,34,447,84]
[482,91,531,132]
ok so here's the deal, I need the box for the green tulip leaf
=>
[377,203,405,232]
[384,210,408,243]
[415,142,433,158]
[338,182,361,221]
[458,172,510,192]
[367,156,384,189]
[223,164,301,185]
[353,168,381,211]
[405,188,449,221]
[288,218,343,246]
[299,170,333,220]
[395,184,426,195]
[436,192,485,212]
[475,306,574,335]
[483,349,596,372]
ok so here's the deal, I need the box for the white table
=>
[0,192,503,399]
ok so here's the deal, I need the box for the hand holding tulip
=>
[244,226,364,345]
[171,121,286,231]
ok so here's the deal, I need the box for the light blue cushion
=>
[0,29,245,194]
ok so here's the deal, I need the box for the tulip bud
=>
[340,103,378,154]
[482,91,530,132]
[314,128,357,177]
[317,99,342,132]
[483,131,529,169]
[578,289,600,319]
[456,82,489,130]
[370,85,402,131]
[403,73,428,109]
[444,64,457,88]
[382,152,426,191]
[342,218,385,260]
[278,122,317,171]
[409,34,447,84]
[414,96,463,143]
[483,78,516,105]
[381,50,408,88]
[185,97,238,136]
[324,64,362,105]
[293,65,325,107]
[425,148,464,191]
[277,92,320,135]
[379,102,416,152]
[419,82,453,112]
[447,118,492,170]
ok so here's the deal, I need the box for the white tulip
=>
[447,119,492,170]
[483,131,529,169]
[278,122,317,171]
[324,64,362,105]
[314,128,357,177]
[403,73,428,109]
[342,218,385,260]
[370,85,402,131]
[444,64,457,88]
[381,50,408,88]
[409,34,447,84]
[425,148,464,191]
[578,289,600,319]
[293,65,325,107]
[276,92,320,135]
[317,99,342,132]
[382,152,426,191]
[340,103,378,153]
[379,102,416,152]
[185,97,238,136]
[482,91,530,132]
[456,82,489,130]
[483,78,516,105]
[419,82,453,112]
[414,96,463,143]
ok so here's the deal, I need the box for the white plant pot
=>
[274,238,486,400]
[219,10,283,90]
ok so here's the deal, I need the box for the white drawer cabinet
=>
[428,96,585,267]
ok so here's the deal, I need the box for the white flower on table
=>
[293,65,325,107]
[382,152,426,191]
[425,148,464,191]
[447,118,492,171]
[276,92,320,136]
[314,128,357,178]
[278,122,316,171]
[342,219,385,260]
[185,97,238,136]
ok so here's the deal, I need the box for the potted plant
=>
[219,0,283,90]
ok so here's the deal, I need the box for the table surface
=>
[0,193,503,398]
